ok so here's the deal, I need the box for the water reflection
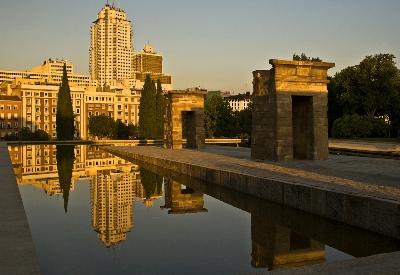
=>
[8,145,400,273]
[161,178,207,214]
[251,217,325,269]
[56,145,75,213]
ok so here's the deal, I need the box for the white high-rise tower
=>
[89,3,134,85]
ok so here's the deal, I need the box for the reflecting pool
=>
[8,145,400,274]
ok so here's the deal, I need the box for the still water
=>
[8,145,400,274]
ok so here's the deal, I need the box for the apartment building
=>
[226,92,252,111]
[0,59,94,87]
[10,79,86,139]
[133,44,173,90]
[89,4,134,86]
[0,95,22,138]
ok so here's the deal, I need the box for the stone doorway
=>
[251,59,335,161]
[164,89,207,149]
[292,96,314,160]
[182,110,205,149]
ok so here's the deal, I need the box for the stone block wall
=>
[251,59,334,161]
[164,90,206,149]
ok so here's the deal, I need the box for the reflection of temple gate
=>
[161,178,207,214]
[251,59,335,161]
[164,89,206,149]
[251,215,325,270]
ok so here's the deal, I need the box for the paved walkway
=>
[203,145,400,192]
[0,143,41,274]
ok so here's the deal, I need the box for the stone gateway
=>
[164,89,207,149]
[251,59,335,161]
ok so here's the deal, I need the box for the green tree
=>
[328,54,400,137]
[233,102,253,139]
[56,145,75,213]
[205,95,235,138]
[114,120,137,139]
[155,79,165,139]
[139,75,157,139]
[293,53,322,62]
[114,119,129,139]
[88,115,116,139]
[56,63,74,140]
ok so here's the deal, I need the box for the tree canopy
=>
[205,95,236,138]
[293,53,322,62]
[88,115,116,139]
[328,53,400,137]
[56,64,75,140]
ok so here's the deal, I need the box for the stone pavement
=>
[0,143,41,274]
[104,145,400,239]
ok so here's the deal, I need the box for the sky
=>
[0,0,399,93]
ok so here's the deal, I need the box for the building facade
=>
[0,59,94,87]
[0,96,22,138]
[226,92,252,112]
[1,77,140,140]
[90,4,134,86]
[133,44,173,90]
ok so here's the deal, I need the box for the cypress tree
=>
[139,75,157,139]
[56,64,75,140]
[155,79,165,139]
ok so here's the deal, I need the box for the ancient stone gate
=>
[251,59,335,161]
[164,89,206,149]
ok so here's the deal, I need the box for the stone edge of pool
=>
[104,146,400,240]
[104,145,400,274]
[0,142,41,275]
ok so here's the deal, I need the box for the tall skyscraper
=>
[89,4,134,85]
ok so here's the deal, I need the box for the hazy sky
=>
[1,0,399,92]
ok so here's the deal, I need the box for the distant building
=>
[1,74,140,140]
[9,78,87,139]
[0,58,94,87]
[133,44,172,91]
[0,95,22,138]
[89,4,134,86]
[226,92,252,111]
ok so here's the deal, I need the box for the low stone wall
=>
[104,146,400,240]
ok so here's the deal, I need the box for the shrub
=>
[369,117,389,137]
[332,114,372,138]
[332,114,389,138]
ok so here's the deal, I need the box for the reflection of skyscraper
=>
[251,215,325,270]
[91,167,140,248]
[161,178,207,214]
[9,145,158,247]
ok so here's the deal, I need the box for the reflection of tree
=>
[56,145,75,213]
[140,168,163,199]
